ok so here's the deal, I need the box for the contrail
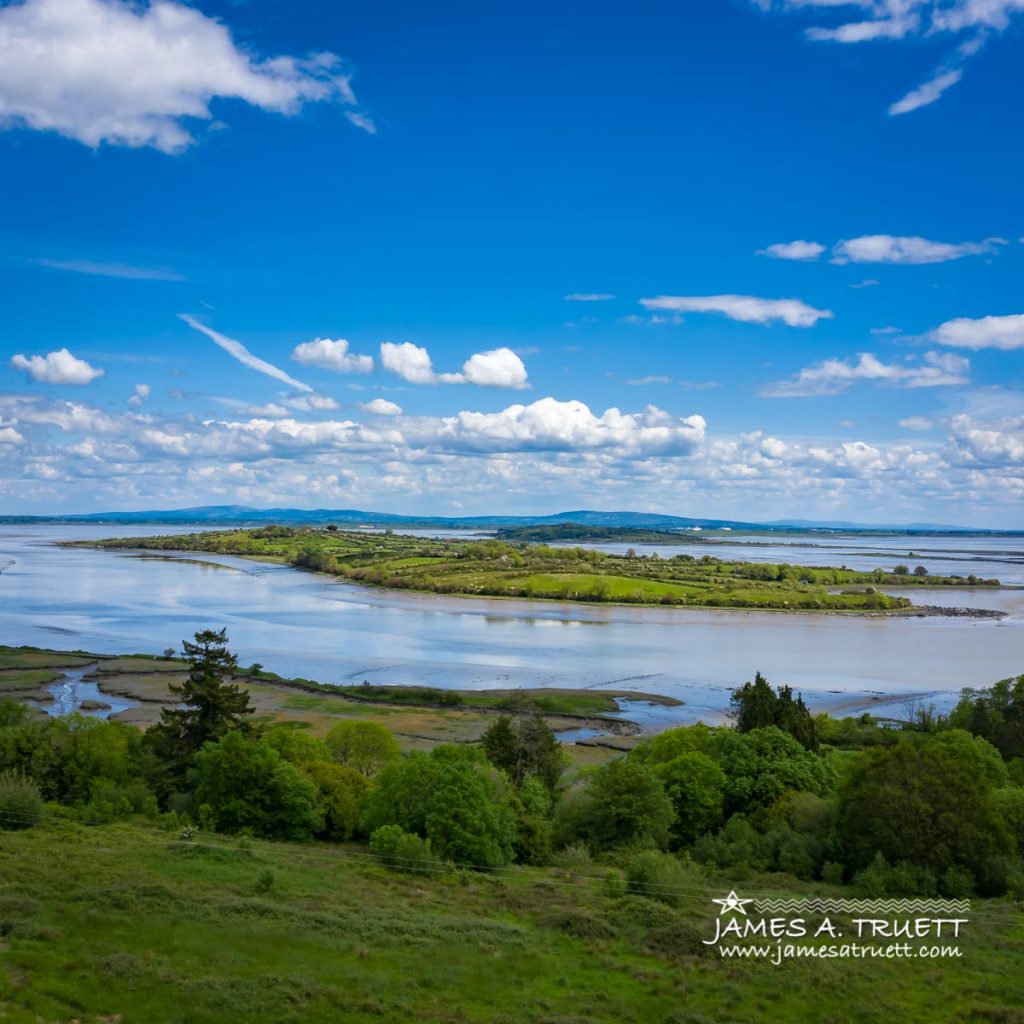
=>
[179,314,313,393]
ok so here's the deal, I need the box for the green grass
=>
[0,668,62,690]
[1,819,1021,1024]
[77,527,1001,614]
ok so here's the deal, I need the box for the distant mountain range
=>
[0,505,1012,534]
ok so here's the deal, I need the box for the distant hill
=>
[1,504,1014,534]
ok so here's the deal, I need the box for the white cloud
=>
[627,375,672,386]
[757,1,1024,114]
[380,342,529,388]
[286,393,341,412]
[0,0,365,152]
[564,293,615,302]
[427,399,706,455]
[761,351,970,397]
[947,413,1024,466]
[32,258,183,281]
[460,348,529,389]
[291,338,374,374]
[639,294,832,328]
[10,348,104,385]
[900,416,937,430]
[757,240,825,261]
[345,111,377,134]
[127,383,150,407]
[380,342,453,385]
[180,315,312,392]
[930,312,1024,350]
[3,391,1023,521]
[0,426,24,445]
[832,234,1001,264]
[363,398,403,416]
[889,68,964,115]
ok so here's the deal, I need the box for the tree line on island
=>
[1,629,1023,902]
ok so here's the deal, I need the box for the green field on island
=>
[79,526,1000,613]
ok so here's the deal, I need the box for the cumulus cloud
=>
[380,342,453,385]
[10,348,104,385]
[930,312,1024,350]
[639,294,832,328]
[757,240,825,261]
[0,426,24,445]
[425,399,706,455]
[0,0,366,152]
[832,234,1002,264]
[3,391,1022,520]
[127,384,150,407]
[564,293,615,302]
[947,413,1024,467]
[380,342,529,388]
[32,258,183,281]
[291,338,374,374]
[180,315,312,393]
[761,351,970,397]
[461,348,529,389]
[363,398,403,416]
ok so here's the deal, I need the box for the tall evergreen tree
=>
[145,628,254,796]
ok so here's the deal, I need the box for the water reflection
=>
[2,524,1023,721]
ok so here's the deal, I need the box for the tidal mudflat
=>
[2,524,1022,723]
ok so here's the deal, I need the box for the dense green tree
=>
[713,726,834,814]
[948,675,1024,762]
[25,714,138,805]
[649,751,726,847]
[481,711,566,791]
[264,727,331,766]
[570,759,675,851]
[730,673,817,750]
[838,730,1012,877]
[362,752,442,836]
[364,747,517,867]
[630,724,715,765]
[325,720,400,777]
[511,776,554,865]
[425,762,517,868]
[193,731,322,841]
[302,761,368,840]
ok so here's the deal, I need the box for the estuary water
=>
[1,524,1022,725]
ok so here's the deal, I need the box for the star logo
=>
[712,890,753,916]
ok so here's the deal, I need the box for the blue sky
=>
[1,0,1022,525]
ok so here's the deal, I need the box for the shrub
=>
[0,771,43,830]
[553,842,592,869]
[821,861,845,885]
[369,825,440,875]
[940,864,975,898]
[625,851,697,906]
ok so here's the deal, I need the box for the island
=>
[76,525,1001,613]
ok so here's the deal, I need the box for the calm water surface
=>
[2,525,1022,724]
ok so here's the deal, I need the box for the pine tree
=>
[145,628,254,797]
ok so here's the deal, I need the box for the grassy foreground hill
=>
[1,819,1022,1024]
[79,527,1000,612]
